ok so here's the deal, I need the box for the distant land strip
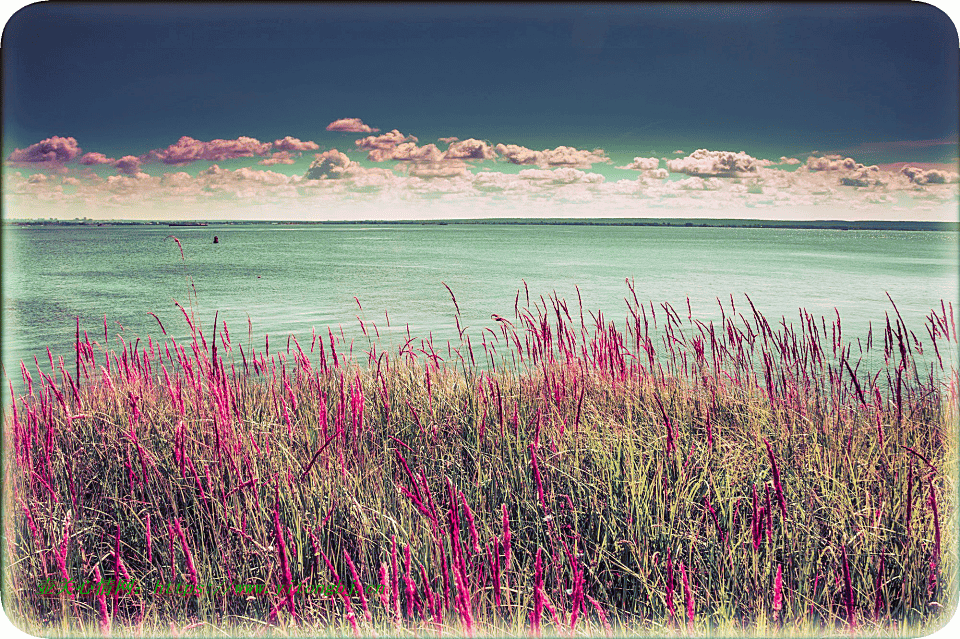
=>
[5,218,958,232]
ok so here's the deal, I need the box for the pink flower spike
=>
[93,564,110,636]
[586,595,613,637]
[273,507,294,615]
[344,549,372,622]
[773,564,783,616]
[764,438,787,519]
[680,560,694,630]
[460,491,481,556]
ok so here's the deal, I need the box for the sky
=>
[2,3,959,221]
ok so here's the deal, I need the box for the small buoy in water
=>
[213,236,219,243]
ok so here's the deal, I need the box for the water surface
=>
[4,223,957,383]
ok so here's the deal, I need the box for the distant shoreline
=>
[4,217,958,232]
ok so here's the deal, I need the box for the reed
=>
[5,285,958,637]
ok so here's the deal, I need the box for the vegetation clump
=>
[6,284,957,637]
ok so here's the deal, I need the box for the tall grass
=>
[4,282,958,637]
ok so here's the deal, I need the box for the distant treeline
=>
[6,218,958,231]
[377,218,959,232]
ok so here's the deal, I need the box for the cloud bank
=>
[6,129,956,222]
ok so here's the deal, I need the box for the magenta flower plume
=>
[378,562,390,610]
[654,392,675,454]
[460,491,481,557]
[111,524,123,612]
[751,485,761,551]
[173,518,199,595]
[764,438,787,519]
[391,534,401,623]
[344,549,372,622]
[395,448,422,500]
[531,547,544,636]
[320,550,360,637]
[541,589,563,632]
[404,543,416,619]
[680,560,694,630]
[273,507,294,615]
[529,443,546,509]
[586,595,613,637]
[93,564,110,636]
[773,564,783,616]
[501,504,512,578]
[55,526,72,595]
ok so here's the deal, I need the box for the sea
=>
[3,223,958,388]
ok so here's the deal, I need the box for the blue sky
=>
[3,3,958,221]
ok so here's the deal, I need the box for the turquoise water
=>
[3,223,958,382]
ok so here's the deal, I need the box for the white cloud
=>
[373,142,444,163]
[619,157,660,171]
[78,152,114,165]
[804,155,860,171]
[272,136,319,152]
[473,171,527,192]
[113,156,143,176]
[142,136,274,165]
[353,130,448,162]
[443,138,496,161]
[839,166,884,188]
[259,151,296,165]
[356,129,417,151]
[326,118,380,133]
[666,149,772,177]
[518,167,604,185]
[305,149,353,179]
[900,165,959,185]
[406,161,471,178]
[7,136,82,164]
[494,144,610,168]
[669,176,724,191]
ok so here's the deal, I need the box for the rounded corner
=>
[1,2,54,51]
[0,588,46,639]
[915,1,960,49]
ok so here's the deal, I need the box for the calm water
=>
[3,223,958,384]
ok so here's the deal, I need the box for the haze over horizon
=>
[3,4,958,222]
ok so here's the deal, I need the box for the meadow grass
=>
[4,284,958,637]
